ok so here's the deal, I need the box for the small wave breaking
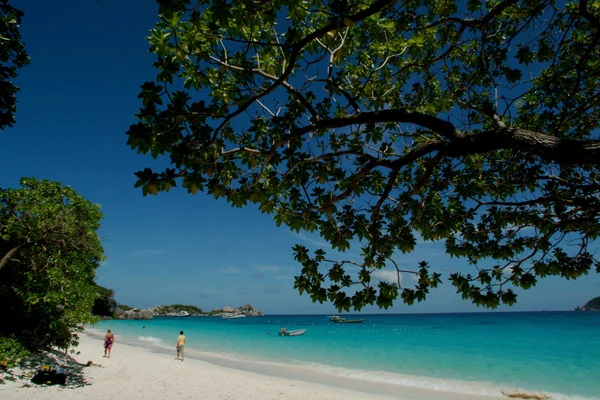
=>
[137,336,163,344]
[295,362,599,400]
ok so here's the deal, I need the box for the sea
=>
[89,311,600,399]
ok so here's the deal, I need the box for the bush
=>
[0,336,29,369]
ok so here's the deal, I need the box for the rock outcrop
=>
[113,306,153,320]
[150,305,203,316]
[575,296,600,311]
[211,304,264,317]
[236,304,264,316]
[108,303,264,319]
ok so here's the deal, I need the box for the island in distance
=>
[575,296,600,311]
[110,304,264,320]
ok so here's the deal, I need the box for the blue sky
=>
[1,0,598,314]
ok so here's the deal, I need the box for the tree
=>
[0,0,29,129]
[128,0,600,311]
[0,178,105,352]
[91,283,118,317]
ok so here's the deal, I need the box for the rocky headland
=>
[575,296,600,311]
[110,303,264,320]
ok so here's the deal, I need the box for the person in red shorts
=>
[104,329,115,358]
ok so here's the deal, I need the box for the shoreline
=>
[86,326,567,400]
[93,331,508,400]
[0,332,509,400]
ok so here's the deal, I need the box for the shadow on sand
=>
[0,348,91,389]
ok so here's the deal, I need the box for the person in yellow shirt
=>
[176,331,186,361]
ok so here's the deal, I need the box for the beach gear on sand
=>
[31,365,67,385]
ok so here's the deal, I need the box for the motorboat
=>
[330,316,364,323]
[222,313,246,320]
[278,329,306,336]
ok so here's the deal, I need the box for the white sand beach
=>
[0,333,506,400]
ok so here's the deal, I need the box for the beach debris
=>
[85,360,103,367]
[501,391,550,399]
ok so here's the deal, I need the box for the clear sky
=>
[1,0,598,314]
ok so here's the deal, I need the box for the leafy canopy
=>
[128,0,600,311]
[0,178,105,353]
[0,0,29,129]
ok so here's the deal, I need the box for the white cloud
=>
[217,266,244,274]
[503,264,515,277]
[371,269,402,284]
[132,249,164,256]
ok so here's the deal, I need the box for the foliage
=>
[91,284,117,317]
[0,178,105,350]
[0,336,29,369]
[583,296,600,309]
[129,0,600,311]
[0,0,29,129]
[154,304,204,315]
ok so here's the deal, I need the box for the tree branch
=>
[270,110,600,165]
[449,127,600,165]
[0,244,23,272]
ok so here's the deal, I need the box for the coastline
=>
[0,332,507,400]
[85,313,600,400]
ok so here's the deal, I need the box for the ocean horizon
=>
[90,311,600,400]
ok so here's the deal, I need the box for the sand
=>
[0,333,506,400]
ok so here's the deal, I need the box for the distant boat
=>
[222,313,246,320]
[167,311,190,317]
[278,329,306,336]
[330,316,364,324]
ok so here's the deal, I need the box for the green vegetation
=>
[583,296,600,310]
[0,178,105,365]
[129,0,600,311]
[91,284,117,317]
[154,304,204,315]
[117,304,134,312]
[0,337,28,369]
[0,0,29,129]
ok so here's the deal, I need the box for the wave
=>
[87,322,599,400]
[160,348,600,400]
[295,362,600,400]
[137,336,163,345]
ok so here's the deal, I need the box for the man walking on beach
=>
[176,331,186,362]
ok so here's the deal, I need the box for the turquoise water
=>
[91,312,600,399]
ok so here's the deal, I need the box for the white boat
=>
[165,311,190,317]
[174,311,190,317]
[278,329,306,336]
[222,313,246,320]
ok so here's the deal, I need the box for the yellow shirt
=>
[177,335,186,347]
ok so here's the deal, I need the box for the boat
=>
[165,311,190,317]
[222,313,246,320]
[330,316,364,323]
[278,329,306,336]
[174,311,190,317]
